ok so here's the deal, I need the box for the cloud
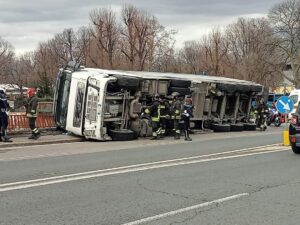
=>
[0,0,284,54]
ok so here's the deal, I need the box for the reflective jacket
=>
[25,96,38,117]
[170,99,182,120]
[158,100,169,118]
[145,100,160,122]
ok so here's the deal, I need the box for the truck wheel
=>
[230,124,244,132]
[212,124,231,132]
[250,85,263,93]
[217,83,237,93]
[170,80,191,88]
[108,129,137,141]
[292,144,300,154]
[274,118,281,127]
[243,123,257,131]
[116,77,140,89]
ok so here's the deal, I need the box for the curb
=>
[0,138,84,149]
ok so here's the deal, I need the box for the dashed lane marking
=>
[122,193,249,225]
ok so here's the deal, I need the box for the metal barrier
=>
[7,113,56,132]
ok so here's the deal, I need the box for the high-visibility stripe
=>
[152,117,159,122]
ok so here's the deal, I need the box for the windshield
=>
[55,71,71,129]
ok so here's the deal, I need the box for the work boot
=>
[184,131,192,141]
[32,133,41,140]
[28,134,35,139]
[150,136,157,140]
[2,136,12,142]
[185,137,192,141]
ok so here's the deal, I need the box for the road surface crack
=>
[136,178,196,201]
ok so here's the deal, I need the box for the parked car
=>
[289,104,300,153]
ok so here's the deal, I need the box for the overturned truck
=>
[53,62,263,141]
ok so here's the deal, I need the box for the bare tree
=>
[34,42,58,96]
[120,5,175,71]
[8,52,36,94]
[269,0,300,88]
[225,17,283,86]
[0,37,15,82]
[120,5,138,69]
[89,8,119,69]
[76,27,92,66]
[179,41,203,74]
[202,29,229,76]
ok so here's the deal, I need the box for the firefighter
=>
[182,96,193,141]
[24,88,41,139]
[158,95,170,137]
[145,94,160,139]
[256,98,269,131]
[170,92,182,139]
[0,89,12,142]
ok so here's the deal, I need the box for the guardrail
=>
[7,113,56,132]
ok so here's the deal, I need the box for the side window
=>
[73,82,85,127]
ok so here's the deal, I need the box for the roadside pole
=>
[283,114,290,146]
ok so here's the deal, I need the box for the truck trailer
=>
[53,61,263,141]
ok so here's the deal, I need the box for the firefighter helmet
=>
[27,88,36,97]
[171,92,180,98]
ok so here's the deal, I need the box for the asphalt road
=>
[1,127,299,225]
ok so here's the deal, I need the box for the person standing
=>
[24,88,41,139]
[158,95,169,138]
[170,92,182,139]
[0,90,12,142]
[145,94,160,140]
[256,98,268,131]
[182,96,193,141]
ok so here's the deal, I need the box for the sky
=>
[0,0,284,55]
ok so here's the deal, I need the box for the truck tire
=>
[236,85,251,93]
[250,85,263,93]
[243,123,257,131]
[170,80,191,88]
[116,76,140,89]
[212,124,231,132]
[230,124,244,132]
[217,83,237,93]
[168,87,191,96]
[108,129,137,141]
[292,144,300,154]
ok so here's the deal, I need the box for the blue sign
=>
[276,96,294,114]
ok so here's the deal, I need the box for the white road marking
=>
[0,143,282,161]
[0,145,288,192]
[122,193,249,225]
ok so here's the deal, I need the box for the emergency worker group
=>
[0,88,40,142]
[145,92,193,141]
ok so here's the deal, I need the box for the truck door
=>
[83,77,101,140]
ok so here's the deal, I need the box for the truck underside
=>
[54,63,263,141]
